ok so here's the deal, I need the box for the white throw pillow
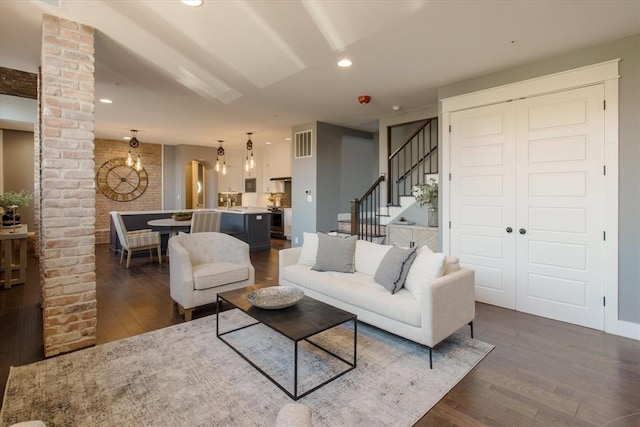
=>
[404,245,446,300]
[444,256,461,275]
[297,232,319,266]
[354,240,392,276]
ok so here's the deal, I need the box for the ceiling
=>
[1,0,639,150]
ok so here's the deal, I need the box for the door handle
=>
[519,228,527,235]
[506,227,513,233]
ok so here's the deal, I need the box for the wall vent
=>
[294,130,312,159]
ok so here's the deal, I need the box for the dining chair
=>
[190,211,221,233]
[110,212,162,268]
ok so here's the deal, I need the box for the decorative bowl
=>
[246,286,304,309]
[172,213,192,221]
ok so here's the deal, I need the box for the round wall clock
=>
[96,158,148,202]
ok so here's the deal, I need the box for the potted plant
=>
[171,211,192,221]
[411,178,438,227]
[0,190,33,227]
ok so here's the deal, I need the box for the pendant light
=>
[216,140,226,174]
[245,132,254,171]
[127,130,142,171]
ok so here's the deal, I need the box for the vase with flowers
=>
[412,178,438,227]
[1,190,33,228]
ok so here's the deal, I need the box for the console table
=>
[387,223,439,251]
[1,225,28,289]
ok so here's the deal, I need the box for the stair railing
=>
[350,175,385,241]
[388,118,438,206]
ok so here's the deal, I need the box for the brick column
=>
[40,14,96,357]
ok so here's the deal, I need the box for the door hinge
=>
[449,173,452,181]
[603,100,606,110]
[449,221,452,229]
[603,296,606,306]
[449,125,452,133]
[603,231,606,241]
[603,165,606,175]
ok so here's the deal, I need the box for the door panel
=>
[515,85,604,329]
[450,84,605,329]
[450,103,517,309]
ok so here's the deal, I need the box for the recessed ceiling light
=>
[123,136,131,140]
[100,98,112,104]
[266,141,272,145]
[337,59,352,68]
[181,0,203,6]
[285,137,291,141]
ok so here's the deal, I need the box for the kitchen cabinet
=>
[218,154,243,193]
[284,208,292,239]
[262,142,292,192]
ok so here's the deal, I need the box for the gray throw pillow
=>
[374,246,417,294]
[311,233,357,273]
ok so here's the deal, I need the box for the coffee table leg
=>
[353,319,358,367]
[294,340,299,399]
[216,295,220,337]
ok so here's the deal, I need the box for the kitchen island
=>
[110,208,272,253]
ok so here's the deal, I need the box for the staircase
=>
[343,118,438,242]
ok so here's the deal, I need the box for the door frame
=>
[440,60,620,336]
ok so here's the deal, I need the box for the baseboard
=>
[615,320,640,341]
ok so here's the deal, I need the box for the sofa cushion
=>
[404,246,446,300]
[282,264,421,326]
[354,240,392,276]
[192,262,250,290]
[374,246,417,294]
[297,232,319,266]
[312,233,357,273]
[444,256,461,275]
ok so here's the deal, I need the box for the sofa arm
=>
[420,268,475,347]
[279,247,301,276]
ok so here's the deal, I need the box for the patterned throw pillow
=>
[373,246,418,294]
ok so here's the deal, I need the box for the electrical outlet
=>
[294,237,299,244]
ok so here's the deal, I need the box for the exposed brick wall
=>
[40,14,96,357]
[94,138,162,244]
[34,69,41,258]
[0,66,38,99]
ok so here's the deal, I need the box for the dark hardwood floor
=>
[2,240,639,425]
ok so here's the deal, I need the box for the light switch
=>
[307,195,312,202]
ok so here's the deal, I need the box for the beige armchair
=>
[169,232,255,321]
[111,212,162,268]
[190,211,221,233]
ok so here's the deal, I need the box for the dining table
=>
[147,218,192,238]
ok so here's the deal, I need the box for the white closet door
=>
[515,85,605,329]
[450,103,517,309]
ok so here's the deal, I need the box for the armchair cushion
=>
[193,262,250,290]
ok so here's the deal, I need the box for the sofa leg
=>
[177,304,185,315]
[184,308,193,321]
[469,321,474,339]
[428,347,433,369]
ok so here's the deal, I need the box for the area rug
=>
[1,310,493,426]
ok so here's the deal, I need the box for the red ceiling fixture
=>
[358,95,371,104]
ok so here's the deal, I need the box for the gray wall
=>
[163,144,218,210]
[438,34,640,325]
[1,129,35,231]
[340,134,376,214]
[291,122,317,246]
[290,122,375,246]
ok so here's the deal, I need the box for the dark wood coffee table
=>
[216,285,357,400]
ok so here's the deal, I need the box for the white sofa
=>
[279,236,475,367]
